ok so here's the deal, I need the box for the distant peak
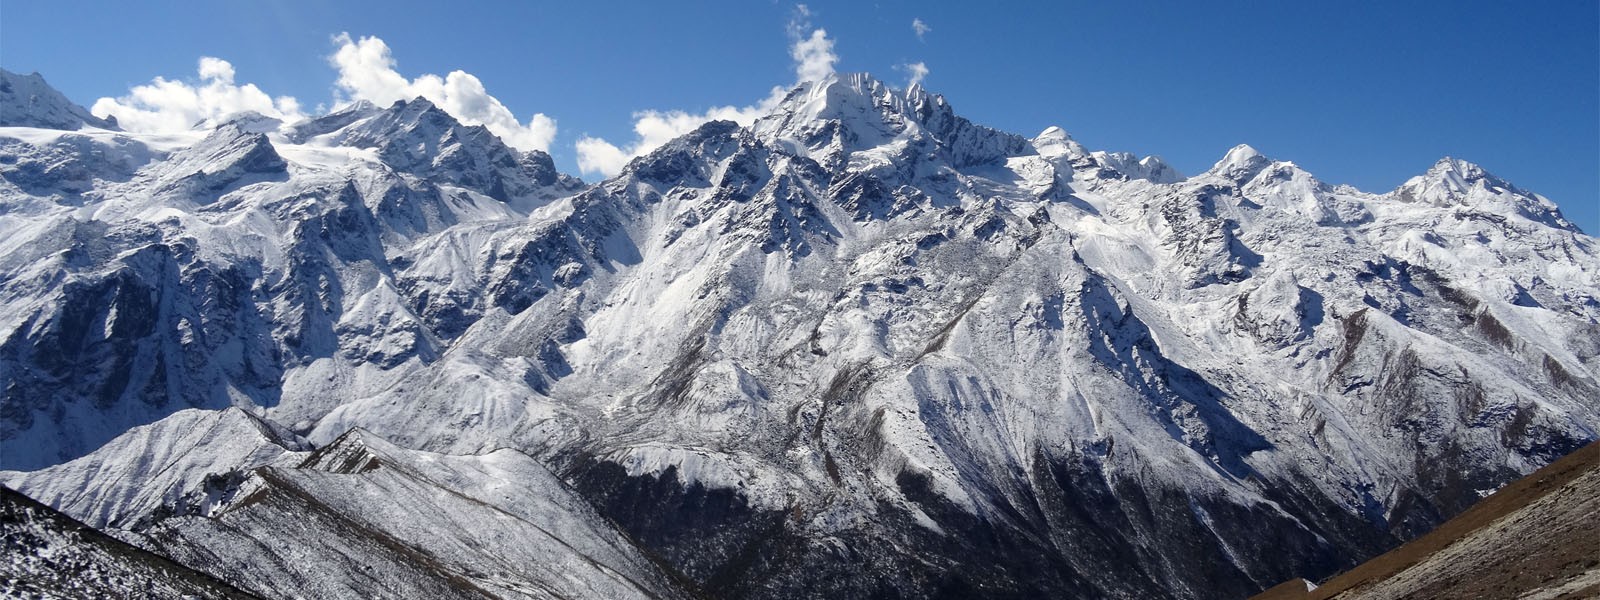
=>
[905,80,927,99]
[195,110,283,134]
[353,96,464,138]
[1428,156,1491,182]
[1032,126,1087,161]
[1209,143,1273,182]
[1138,155,1183,183]
[1405,156,1507,198]
[283,98,383,143]
[1394,155,1577,231]
[327,99,381,119]
[0,67,119,131]
[1219,144,1264,166]
[1035,126,1073,144]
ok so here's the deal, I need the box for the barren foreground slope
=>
[1255,442,1599,600]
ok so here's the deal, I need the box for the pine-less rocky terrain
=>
[1,485,265,600]
[1252,441,1599,599]
[1,67,1596,599]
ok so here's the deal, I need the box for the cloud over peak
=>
[90,34,557,154]
[328,33,557,152]
[573,4,841,178]
[903,62,929,88]
[91,57,304,133]
[791,29,839,84]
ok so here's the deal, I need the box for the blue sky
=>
[3,1,1596,231]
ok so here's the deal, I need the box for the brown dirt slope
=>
[1251,442,1600,600]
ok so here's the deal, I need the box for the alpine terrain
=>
[1,67,1596,599]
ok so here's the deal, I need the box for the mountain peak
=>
[1032,126,1088,161]
[1035,125,1072,143]
[1218,143,1265,167]
[757,73,902,132]
[1209,143,1273,182]
[333,95,473,151]
[393,95,439,114]
[1393,155,1578,231]
[0,68,119,131]
[1400,155,1512,200]
[753,71,1025,170]
[153,121,288,197]
[1425,156,1498,188]
[314,93,576,203]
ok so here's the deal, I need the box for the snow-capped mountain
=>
[1,68,1595,599]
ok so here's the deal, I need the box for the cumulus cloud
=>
[91,57,305,132]
[328,33,557,152]
[788,4,838,83]
[912,18,932,41]
[790,30,839,84]
[903,62,930,88]
[574,5,839,177]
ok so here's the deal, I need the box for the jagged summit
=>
[1394,155,1577,231]
[1406,156,1511,198]
[0,68,119,131]
[330,96,469,153]
[752,72,1027,171]
[318,95,580,202]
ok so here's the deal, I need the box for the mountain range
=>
[1,67,1596,599]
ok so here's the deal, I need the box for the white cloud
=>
[573,93,786,177]
[787,4,837,83]
[91,57,305,133]
[573,5,839,178]
[912,18,932,41]
[91,36,558,154]
[574,135,631,177]
[791,30,838,84]
[903,62,929,88]
[328,33,557,152]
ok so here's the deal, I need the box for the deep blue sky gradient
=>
[3,1,1595,231]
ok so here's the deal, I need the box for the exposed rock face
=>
[1,70,1596,599]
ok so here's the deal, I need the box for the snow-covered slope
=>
[0,67,583,470]
[1,485,263,599]
[131,430,688,600]
[1,407,310,529]
[0,70,119,131]
[1,69,1595,599]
